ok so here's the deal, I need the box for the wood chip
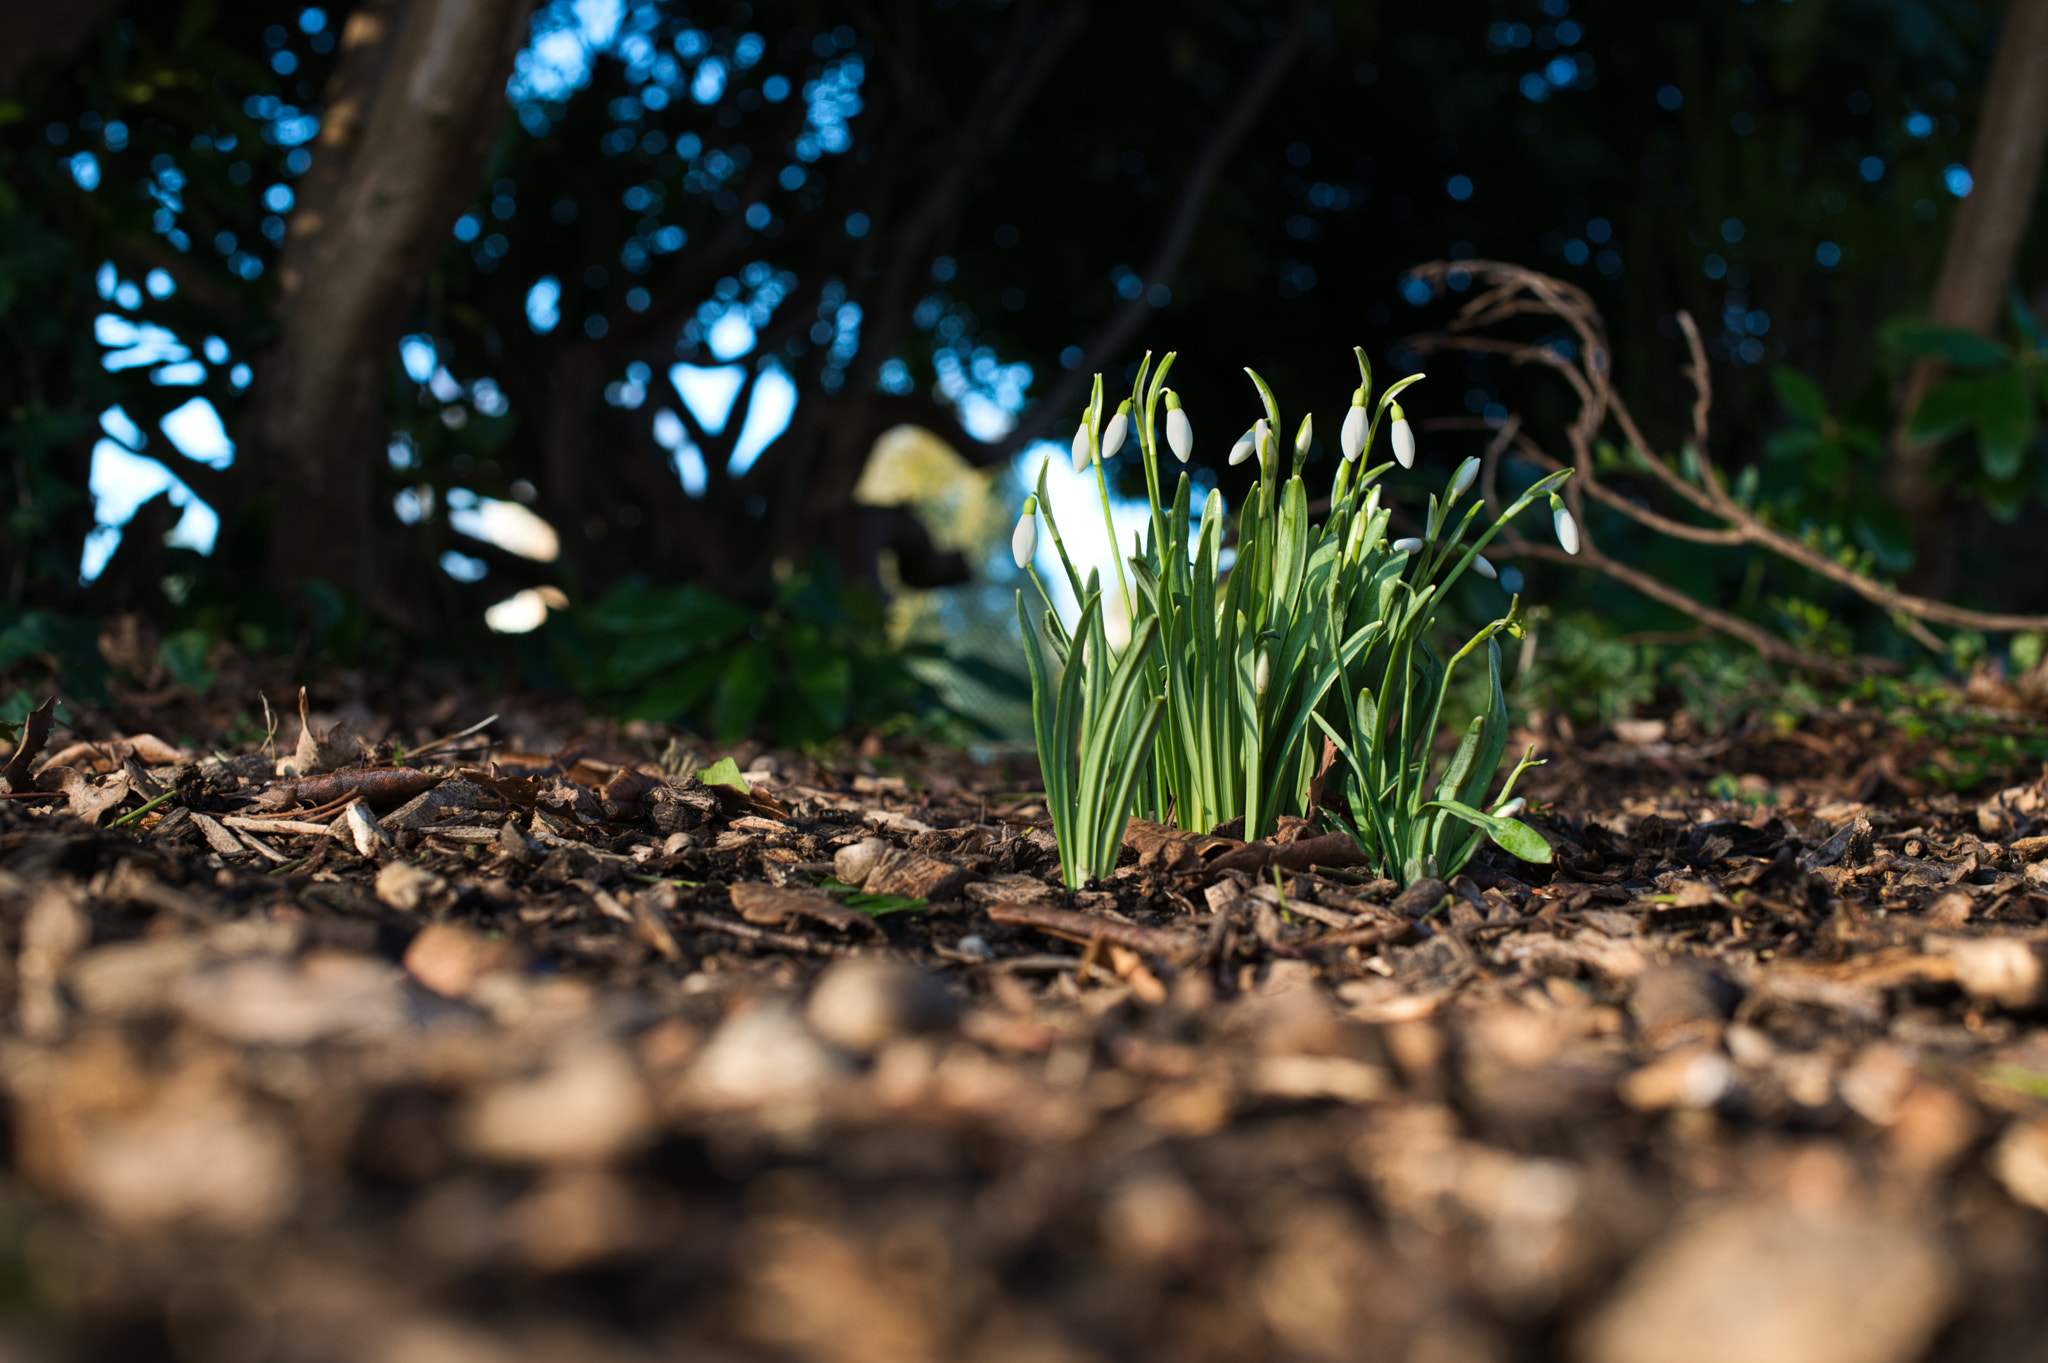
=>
[982,901,1197,958]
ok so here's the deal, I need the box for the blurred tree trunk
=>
[237,0,534,614]
[1884,0,2048,595]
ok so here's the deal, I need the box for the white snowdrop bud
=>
[1253,650,1271,696]
[1228,428,1256,466]
[1254,418,1273,467]
[1071,412,1094,472]
[1473,553,1498,580]
[1390,403,1416,469]
[1550,493,1581,555]
[1392,537,1423,553]
[1293,412,1314,461]
[1494,797,1527,819]
[1340,388,1367,462]
[1165,390,1192,462]
[1012,496,1038,569]
[1449,456,1478,500]
[1102,400,1131,460]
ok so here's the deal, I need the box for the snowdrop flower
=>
[1390,402,1415,468]
[1550,493,1581,555]
[1253,649,1271,696]
[1340,387,1367,462]
[1102,400,1131,460]
[1070,411,1094,472]
[1293,412,1314,462]
[1253,418,1273,468]
[1494,797,1527,819]
[1392,537,1422,553]
[1448,456,1478,500]
[1012,496,1038,569]
[1473,553,1497,579]
[1228,428,1256,466]
[1165,390,1192,462]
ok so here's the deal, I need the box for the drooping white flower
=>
[1253,650,1271,696]
[1472,553,1498,579]
[1165,390,1192,462]
[1102,400,1131,460]
[1493,797,1527,819]
[1228,428,1256,466]
[1390,403,1416,469]
[1293,413,1314,462]
[1449,456,1479,500]
[1340,388,1367,462]
[1550,493,1581,555]
[1012,496,1038,569]
[1392,537,1422,553]
[1253,418,1272,467]
[1070,415,1094,472]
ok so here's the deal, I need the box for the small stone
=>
[1577,1202,1956,1363]
[1922,891,1974,929]
[1945,937,2044,1009]
[376,860,450,912]
[832,837,893,887]
[689,998,853,1106]
[1618,1047,1733,1110]
[1991,1117,2048,1213]
[458,1045,655,1165]
[661,830,696,857]
[954,934,993,960]
[1629,962,1739,1051]
[404,922,526,998]
[805,958,959,1054]
[71,1094,297,1232]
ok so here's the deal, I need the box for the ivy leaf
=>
[1905,375,1986,445]
[1882,319,2013,369]
[1977,366,2035,481]
[1771,367,1829,425]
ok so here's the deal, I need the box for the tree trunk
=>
[238,0,535,607]
[1883,0,2048,593]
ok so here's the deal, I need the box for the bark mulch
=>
[1,692,2047,1363]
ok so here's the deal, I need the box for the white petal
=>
[1011,516,1037,569]
[1450,457,1478,498]
[1253,651,1271,696]
[1494,797,1526,819]
[1102,411,1128,460]
[1392,537,1422,553]
[1294,413,1313,457]
[1167,408,1192,462]
[1554,506,1581,555]
[1340,405,1366,462]
[1070,421,1092,472]
[1392,418,1416,469]
[1473,554,1497,579]
[1229,430,1255,466]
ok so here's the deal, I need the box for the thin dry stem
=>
[1404,261,2048,664]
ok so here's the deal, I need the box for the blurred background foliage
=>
[3,0,2048,747]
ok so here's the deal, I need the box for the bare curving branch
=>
[1401,259,2048,674]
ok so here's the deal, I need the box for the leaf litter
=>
[0,689,2045,1360]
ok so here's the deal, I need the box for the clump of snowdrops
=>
[1014,348,1580,891]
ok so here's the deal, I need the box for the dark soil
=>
[1,691,2047,1363]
